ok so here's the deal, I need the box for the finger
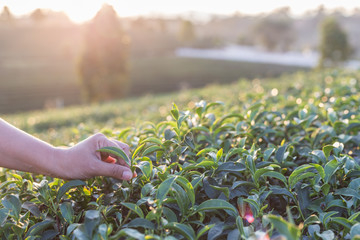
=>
[112,140,131,166]
[103,156,116,164]
[94,134,129,165]
[94,161,133,180]
[114,140,130,156]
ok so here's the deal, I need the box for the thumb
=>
[94,161,133,180]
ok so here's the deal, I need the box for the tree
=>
[78,4,130,102]
[30,8,46,23]
[253,11,294,51]
[0,6,14,24]
[179,19,196,46]
[318,17,350,68]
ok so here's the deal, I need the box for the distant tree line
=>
[0,5,355,104]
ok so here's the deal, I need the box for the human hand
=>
[50,133,134,180]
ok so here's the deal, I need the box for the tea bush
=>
[1,70,360,239]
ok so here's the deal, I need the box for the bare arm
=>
[0,118,133,180]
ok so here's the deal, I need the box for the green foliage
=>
[2,70,360,239]
[78,4,130,103]
[318,17,350,68]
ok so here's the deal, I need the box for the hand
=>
[50,133,134,181]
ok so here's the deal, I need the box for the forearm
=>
[0,118,56,175]
[0,119,133,180]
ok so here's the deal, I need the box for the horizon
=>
[1,0,359,23]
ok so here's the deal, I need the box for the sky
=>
[1,0,360,23]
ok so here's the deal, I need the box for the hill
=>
[2,70,360,238]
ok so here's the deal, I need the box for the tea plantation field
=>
[1,70,360,239]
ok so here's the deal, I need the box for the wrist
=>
[46,146,69,178]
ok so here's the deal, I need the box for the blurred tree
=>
[78,4,130,102]
[129,17,178,57]
[30,8,46,23]
[179,19,196,46]
[0,6,14,23]
[253,8,294,51]
[318,17,350,68]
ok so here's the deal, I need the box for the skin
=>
[0,118,134,180]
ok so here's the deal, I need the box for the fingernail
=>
[123,171,132,180]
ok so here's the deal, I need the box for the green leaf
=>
[263,148,275,161]
[196,224,215,239]
[84,210,100,237]
[266,214,301,240]
[304,215,320,227]
[335,188,360,200]
[132,143,145,160]
[121,202,144,218]
[196,160,217,168]
[349,212,360,222]
[319,211,338,227]
[171,103,179,120]
[165,222,195,240]
[205,101,224,112]
[97,146,131,167]
[309,163,325,180]
[328,111,337,124]
[196,148,217,156]
[236,215,246,239]
[141,137,163,146]
[142,145,164,156]
[194,199,237,217]
[254,166,279,185]
[262,171,288,187]
[112,228,145,240]
[0,208,9,226]
[216,148,223,161]
[331,217,352,230]
[126,218,155,229]
[2,195,21,221]
[315,230,335,240]
[163,207,178,222]
[172,183,190,216]
[288,164,315,189]
[321,183,331,196]
[137,159,153,180]
[25,220,54,237]
[323,145,334,160]
[56,180,86,201]
[351,223,360,239]
[156,176,177,204]
[175,176,195,207]
[216,162,245,173]
[209,185,230,199]
[275,145,287,163]
[324,159,339,183]
[60,202,74,224]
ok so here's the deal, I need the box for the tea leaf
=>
[156,176,177,204]
[25,220,54,237]
[194,199,237,217]
[60,202,74,224]
[175,176,195,207]
[165,222,195,240]
[56,180,86,201]
[121,203,144,218]
[97,146,131,167]
[266,214,301,240]
[2,195,21,221]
